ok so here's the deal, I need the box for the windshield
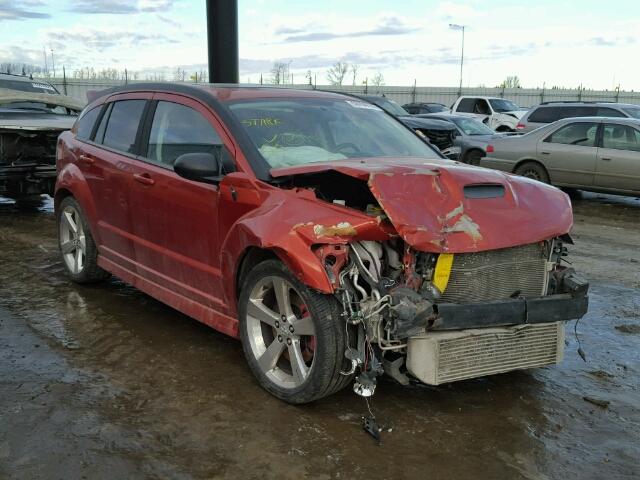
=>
[450,117,495,135]
[489,99,521,113]
[0,79,59,94]
[428,104,448,112]
[228,98,439,168]
[367,97,408,117]
[622,107,640,119]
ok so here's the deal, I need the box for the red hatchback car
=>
[55,84,588,403]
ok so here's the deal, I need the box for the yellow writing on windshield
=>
[242,118,282,127]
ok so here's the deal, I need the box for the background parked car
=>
[401,116,461,159]
[416,112,504,165]
[353,94,459,159]
[451,96,528,132]
[481,116,640,196]
[402,102,449,114]
[516,101,640,132]
[0,74,83,199]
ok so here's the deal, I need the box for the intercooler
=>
[406,322,565,385]
[439,243,548,304]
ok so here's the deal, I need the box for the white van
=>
[451,96,528,132]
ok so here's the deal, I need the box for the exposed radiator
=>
[440,243,548,304]
[407,322,565,385]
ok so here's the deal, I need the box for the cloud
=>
[282,16,419,42]
[157,14,181,28]
[588,36,636,47]
[0,0,49,20]
[46,28,179,52]
[70,0,174,14]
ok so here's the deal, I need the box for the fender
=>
[55,162,102,245]
[216,173,392,312]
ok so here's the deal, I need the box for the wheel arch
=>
[54,164,101,244]
[463,148,485,165]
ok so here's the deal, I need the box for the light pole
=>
[50,48,56,78]
[449,23,465,95]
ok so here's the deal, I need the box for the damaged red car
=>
[55,84,589,403]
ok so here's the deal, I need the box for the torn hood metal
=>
[0,111,77,131]
[270,157,573,253]
[0,88,85,111]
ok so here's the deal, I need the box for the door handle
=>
[601,157,612,161]
[78,154,95,165]
[133,173,155,186]
[540,151,550,155]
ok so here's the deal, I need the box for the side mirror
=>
[174,151,225,184]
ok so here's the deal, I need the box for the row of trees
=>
[266,61,385,87]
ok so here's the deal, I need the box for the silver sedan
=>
[480,117,640,196]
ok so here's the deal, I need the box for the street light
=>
[449,23,465,95]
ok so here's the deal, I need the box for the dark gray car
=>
[517,101,640,133]
[416,113,505,165]
[480,116,640,196]
[352,94,460,159]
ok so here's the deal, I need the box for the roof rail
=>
[539,100,607,105]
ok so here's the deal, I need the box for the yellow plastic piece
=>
[433,253,454,293]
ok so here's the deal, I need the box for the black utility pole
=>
[206,0,239,84]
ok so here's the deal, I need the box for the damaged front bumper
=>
[431,292,588,331]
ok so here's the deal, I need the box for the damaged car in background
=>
[0,73,83,199]
[55,84,589,407]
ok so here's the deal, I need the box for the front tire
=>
[514,161,550,184]
[57,196,110,283]
[238,259,351,404]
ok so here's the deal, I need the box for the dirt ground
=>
[0,191,638,480]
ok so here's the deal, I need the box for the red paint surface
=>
[56,88,574,340]
[271,157,573,253]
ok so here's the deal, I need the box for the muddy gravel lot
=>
[1,192,639,480]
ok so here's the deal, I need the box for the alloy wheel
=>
[245,276,316,389]
[59,205,86,275]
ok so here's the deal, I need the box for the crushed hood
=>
[0,88,85,112]
[271,157,573,253]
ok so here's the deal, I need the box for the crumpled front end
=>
[269,158,589,396]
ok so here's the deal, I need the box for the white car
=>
[451,96,529,132]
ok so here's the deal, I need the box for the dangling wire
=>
[574,318,586,362]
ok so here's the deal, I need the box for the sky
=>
[0,0,639,90]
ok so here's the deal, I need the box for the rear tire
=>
[238,259,351,404]
[514,161,550,184]
[57,196,110,284]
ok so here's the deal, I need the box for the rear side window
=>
[528,106,559,123]
[545,122,599,147]
[602,124,640,151]
[76,106,101,141]
[146,101,222,167]
[596,107,625,118]
[101,100,146,154]
[456,98,475,113]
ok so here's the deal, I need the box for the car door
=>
[595,123,640,194]
[75,94,151,269]
[537,121,599,186]
[127,94,236,312]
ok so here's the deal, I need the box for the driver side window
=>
[474,99,490,115]
[545,122,598,147]
[145,101,223,168]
